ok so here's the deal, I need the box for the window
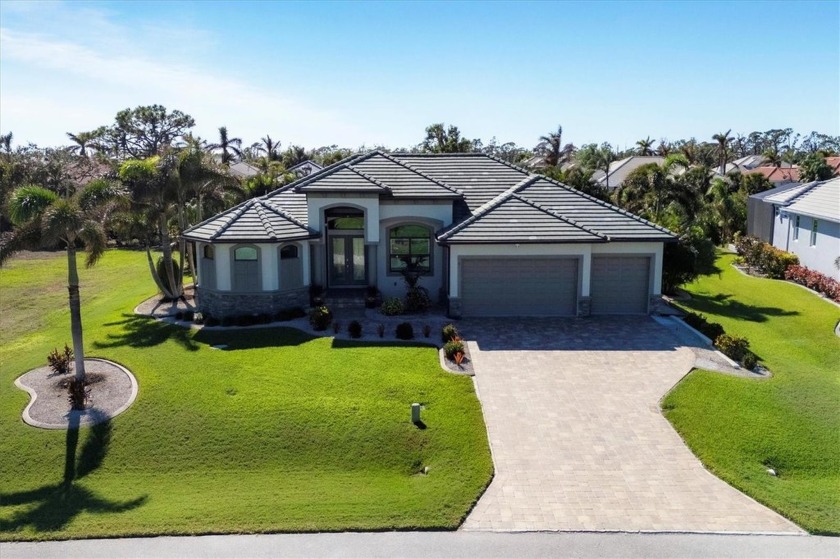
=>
[811,219,818,246]
[389,224,431,273]
[201,245,216,289]
[279,244,303,289]
[234,246,258,261]
[793,215,800,241]
[280,245,299,260]
[203,245,214,260]
[232,245,260,291]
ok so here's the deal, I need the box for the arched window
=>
[278,244,303,289]
[203,245,214,260]
[232,245,261,291]
[389,224,432,273]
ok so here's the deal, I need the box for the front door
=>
[329,235,366,286]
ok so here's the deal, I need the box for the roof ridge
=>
[253,201,278,240]
[438,175,539,240]
[378,151,462,194]
[512,193,607,239]
[260,199,317,234]
[209,199,255,241]
[532,175,675,236]
[262,152,368,198]
[345,164,392,191]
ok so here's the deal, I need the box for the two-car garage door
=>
[460,257,578,316]
[458,255,651,316]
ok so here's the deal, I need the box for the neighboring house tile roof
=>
[749,181,804,202]
[732,155,767,169]
[182,198,318,243]
[287,160,324,173]
[763,181,816,204]
[594,156,666,188]
[784,178,840,223]
[745,166,800,183]
[228,161,261,179]
[184,151,675,245]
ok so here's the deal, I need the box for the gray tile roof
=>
[183,198,317,243]
[785,177,839,222]
[184,151,675,245]
[438,175,674,244]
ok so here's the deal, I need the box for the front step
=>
[323,289,367,310]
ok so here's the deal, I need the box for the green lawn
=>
[663,252,840,535]
[0,250,493,541]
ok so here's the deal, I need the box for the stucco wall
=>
[197,241,311,293]
[773,211,840,279]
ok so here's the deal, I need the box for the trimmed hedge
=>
[785,265,840,302]
[734,235,799,279]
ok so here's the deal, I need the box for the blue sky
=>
[1,0,837,151]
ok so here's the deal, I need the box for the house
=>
[747,182,806,242]
[288,160,324,178]
[744,165,800,184]
[769,177,840,279]
[183,151,675,319]
[228,161,261,179]
[591,156,666,189]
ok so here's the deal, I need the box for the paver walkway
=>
[458,317,801,533]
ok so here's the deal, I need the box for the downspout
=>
[784,210,791,252]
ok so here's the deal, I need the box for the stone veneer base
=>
[197,287,309,319]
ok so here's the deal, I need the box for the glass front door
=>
[329,235,366,286]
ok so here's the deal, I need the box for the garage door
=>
[591,256,650,314]
[460,257,578,316]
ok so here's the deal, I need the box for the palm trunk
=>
[146,243,175,299]
[159,215,181,299]
[67,245,86,382]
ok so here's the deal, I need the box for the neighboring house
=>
[592,156,666,189]
[228,161,261,179]
[745,165,800,184]
[183,151,674,319]
[770,177,840,279]
[731,154,767,170]
[288,160,324,178]
[746,182,805,242]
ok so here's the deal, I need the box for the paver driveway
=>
[459,317,801,533]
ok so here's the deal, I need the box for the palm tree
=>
[66,131,102,158]
[0,180,122,396]
[657,140,671,157]
[597,145,616,189]
[537,126,573,167]
[635,137,656,156]
[712,130,731,174]
[762,147,782,167]
[208,126,242,165]
[282,145,309,168]
[256,135,282,162]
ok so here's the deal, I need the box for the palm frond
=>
[8,185,59,225]
[78,220,108,267]
[0,221,42,266]
[41,199,83,247]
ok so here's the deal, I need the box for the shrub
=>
[183,311,195,322]
[682,312,725,341]
[405,286,431,313]
[376,323,385,338]
[67,378,89,410]
[365,286,380,309]
[308,306,333,331]
[741,350,758,371]
[47,344,73,376]
[441,324,460,344]
[381,297,404,316]
[348,320,363,339]
[395,322,414,340]
[193,312,205,324]
[735,235,798,279]
[715,334,750,362]
[175,311,184,320]
[221,316,235,327]
[443,339,465,360]
[257,313,272,324]
[785,265,840,302]
[309,283,325,306]
[205,315,220,327]
[422,324,432,338]
[333,320,342,334]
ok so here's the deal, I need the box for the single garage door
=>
[460,257,578,316]
[591,256,650,314]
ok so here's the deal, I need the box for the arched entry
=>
[325,208,366,286]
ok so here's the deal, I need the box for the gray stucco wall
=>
[773,212,840,279]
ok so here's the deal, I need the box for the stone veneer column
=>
[447,296,462,319]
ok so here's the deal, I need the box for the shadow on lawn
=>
[0,410,147,534]
[94,314,199,351]
[687,293,800,323]
[193,326,313,350]
[331,338,435,350]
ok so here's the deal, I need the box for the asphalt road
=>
[3,532,838,559]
